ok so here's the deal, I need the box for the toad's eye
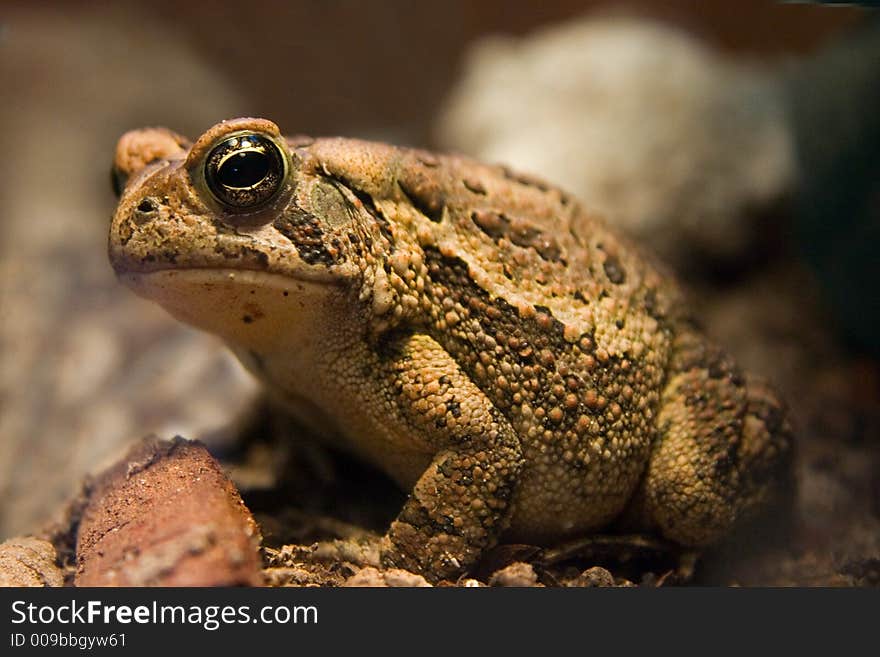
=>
[204,133,286,210]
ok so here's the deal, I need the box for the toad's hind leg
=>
[629,331,793,546]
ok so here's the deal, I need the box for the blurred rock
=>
[75,436,262,587]
[436,15,795,270]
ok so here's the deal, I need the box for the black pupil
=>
[218,149,270,189]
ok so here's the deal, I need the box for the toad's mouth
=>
[115,257,344,283]
[119,268,346,351]
[118,266,341,293]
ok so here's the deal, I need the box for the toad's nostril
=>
[132,197,160,225]
[137,199,157,212]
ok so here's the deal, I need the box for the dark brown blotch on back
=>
[500,166,551,193]
[415,150,440,168]
[398,169,445,223]
[471,210,563,263]
[463,178,487,195]
[603,255,626,285]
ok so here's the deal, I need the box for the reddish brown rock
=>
[75,436,262,586]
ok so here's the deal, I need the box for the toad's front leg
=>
[378,333,523,582]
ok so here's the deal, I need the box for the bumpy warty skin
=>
[109,117,794,582]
